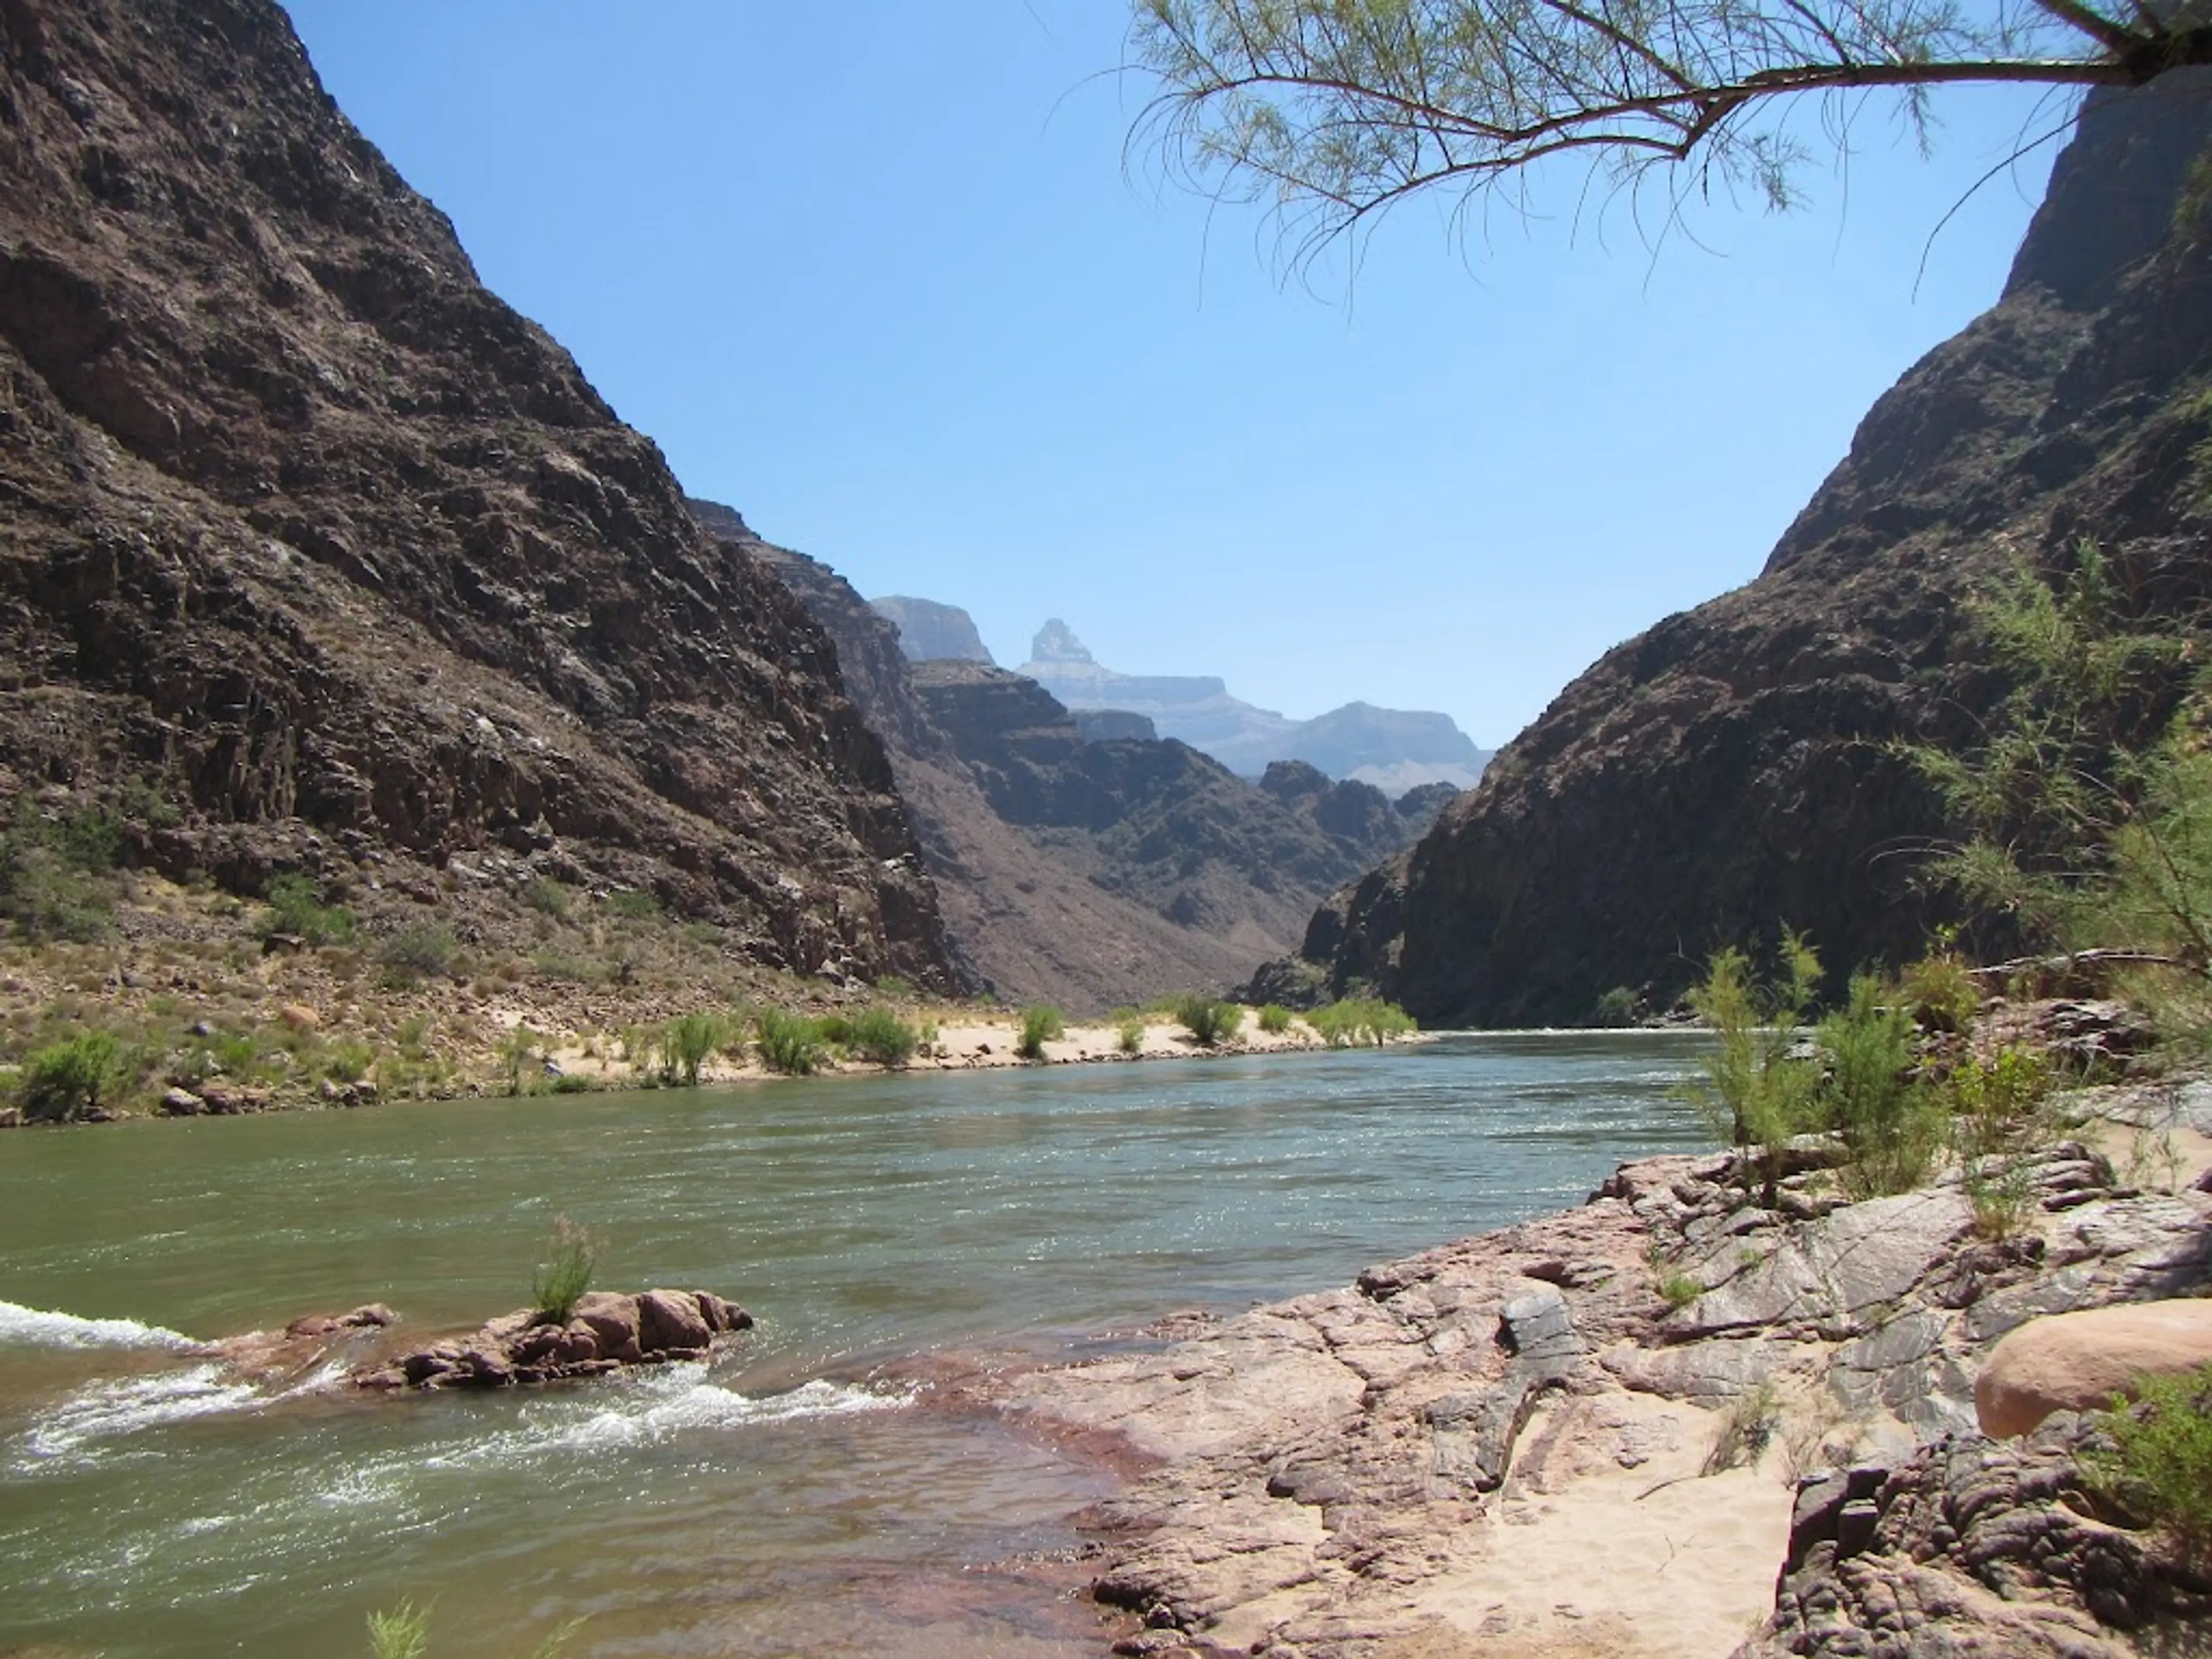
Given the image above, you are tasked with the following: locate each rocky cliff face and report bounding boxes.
[0,0,954,987]
[869,594,995,665]
[1279,73,2212,1025]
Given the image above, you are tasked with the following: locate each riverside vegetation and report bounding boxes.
[0,819,1422,1123]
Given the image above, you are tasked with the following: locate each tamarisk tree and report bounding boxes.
[1127,0,2212,261]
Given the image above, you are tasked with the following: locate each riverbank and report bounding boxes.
[0,870,1418,1123]
[966,1078,2212,1658]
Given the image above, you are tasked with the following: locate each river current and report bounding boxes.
[0,1031,1714,1657]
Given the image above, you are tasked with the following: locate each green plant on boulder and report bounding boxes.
[1815,973,1943,1199]
[530,1216,597,1322]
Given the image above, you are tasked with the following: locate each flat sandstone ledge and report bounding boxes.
[974,1101,2211,1658]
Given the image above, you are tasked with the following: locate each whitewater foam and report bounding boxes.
[14,1365,263,1468]
[0,1298,196,1353]
[426,1370,903,1471]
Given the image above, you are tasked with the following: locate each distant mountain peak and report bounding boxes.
[1031,619,1094,665]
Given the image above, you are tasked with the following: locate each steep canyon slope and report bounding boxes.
[0,0,953,987]
[1274,73,2212,1025]
[690,502,1445,1007]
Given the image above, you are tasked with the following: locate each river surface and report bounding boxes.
[0,1032,1714,1658]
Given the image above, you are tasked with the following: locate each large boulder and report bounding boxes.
[1976,1300,2212,1437]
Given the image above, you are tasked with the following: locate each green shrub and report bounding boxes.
[523,877,571,919]
[2087,1362,2212,1560]
[1117,1014,1145,1054]
[323,1040,376,1085]
[1173,995,1244,1046]
[606,888,660,921]
[18,1030,130,1122]
[380,925,458,982]
[755,1008,824,1076]
[262,873,355,946]
[530,1217,597,1322]
[1899,948,1980,1033]
[1679,933,1823,1209]
[1656,1270,1701,1310]
[496,1024,544,1097]
[1946,1046,2052,1156]
[1816,973,1943,1198]
[1256,1003,1294,1035]
[1309,997,1419,1048]
[1961,1152,2037,1240]
[661,1012,727,1087]
[0,800,124,941]
[1016,1005,1065,1060]
[841,1005,919,1067]
[1701,1380,1782,1475]
[1592,986,1641,1027]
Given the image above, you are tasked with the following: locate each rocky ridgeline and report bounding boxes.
[354,1289,751,1391]
[986,1082,2212,1657]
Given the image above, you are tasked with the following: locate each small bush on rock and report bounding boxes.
[380,925,458,983]
[1680,933,1822,1210]
[530,1217,597,1322]
[1817,973,1944,1199]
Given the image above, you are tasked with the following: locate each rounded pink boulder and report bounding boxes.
[1976,1300,2212,1438]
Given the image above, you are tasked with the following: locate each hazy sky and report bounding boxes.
[280,2,2070,748]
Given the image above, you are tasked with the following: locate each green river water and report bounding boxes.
[0,1032,1714,1657]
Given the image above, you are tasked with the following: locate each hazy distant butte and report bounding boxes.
[879,612,1486,790]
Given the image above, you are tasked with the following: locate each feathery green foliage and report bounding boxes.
[365,1601,431,1659]
[755,1008,824,1076]
[1815,974,1942,1198]
[18,1030,131,1122]
[531,1217,597,1322]
[1256,1003,1294,1035]
[1309,997,1418,1048]
[2087,1362,2212,1560]
[1016,1005,1065,1060]
[1679,931,1821,1208]
[1173,995,1244,1046]
[839,1006,919,1067]
[662,1012,728,1086]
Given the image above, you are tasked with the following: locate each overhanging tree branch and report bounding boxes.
[1128,0,2212,268]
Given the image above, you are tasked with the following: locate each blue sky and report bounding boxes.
[280,2,2071,749]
